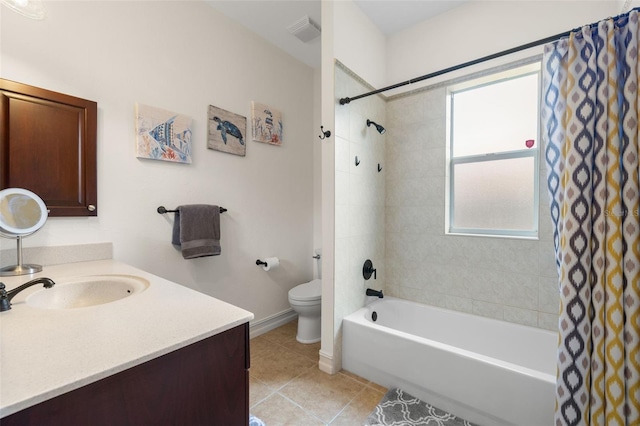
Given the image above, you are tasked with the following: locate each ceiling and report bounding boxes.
[206,1,466,69]
[355,0,466,34]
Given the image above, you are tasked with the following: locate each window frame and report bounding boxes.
[445,64,541,239]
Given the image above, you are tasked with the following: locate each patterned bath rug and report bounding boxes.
[249,414,265,426]
[365,388,477,426]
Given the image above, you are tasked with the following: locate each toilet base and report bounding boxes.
[296,315,321,344]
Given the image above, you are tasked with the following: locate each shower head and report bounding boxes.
[366,119,386,135]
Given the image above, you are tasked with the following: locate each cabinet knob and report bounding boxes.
[88,205,96,212]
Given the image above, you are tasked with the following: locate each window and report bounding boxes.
[446,64,540,238]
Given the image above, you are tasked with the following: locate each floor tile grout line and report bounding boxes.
[255,324,321,351]
[250,359,318,401]
[325,382,370,425]
[253,322,383,424]
[252,334,320,363]
[275,390,332,425]
[272,362,366,424]
[282,367,373,425]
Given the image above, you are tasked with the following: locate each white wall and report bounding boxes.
[313,68,323,267]
[320,0,337,374]
[333,0,387,90]
[0,1,316,323]
[386,1,623,94]
[320,0,385,373]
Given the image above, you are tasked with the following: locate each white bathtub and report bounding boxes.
[342,297,557,426]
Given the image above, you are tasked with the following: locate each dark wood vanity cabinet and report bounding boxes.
[0,79,97,217]
[2,323,250,426]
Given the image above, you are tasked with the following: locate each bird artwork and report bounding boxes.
[251,101,283,146]
[207,105,247,156]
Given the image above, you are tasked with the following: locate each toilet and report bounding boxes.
[288,250,322,344]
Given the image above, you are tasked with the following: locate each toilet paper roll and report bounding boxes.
[262,257,280,271]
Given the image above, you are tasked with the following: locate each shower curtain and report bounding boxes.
[541,9,640,426]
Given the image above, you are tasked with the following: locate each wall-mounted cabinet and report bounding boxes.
[0,79,97,217]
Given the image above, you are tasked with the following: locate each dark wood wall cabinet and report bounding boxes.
[2,323,250,426]
[0,79,97,217]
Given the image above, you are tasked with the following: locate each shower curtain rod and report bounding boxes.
[339,7,640,105]
[338,31,568,105]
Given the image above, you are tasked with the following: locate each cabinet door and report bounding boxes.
[1,323,250,426]
[0,79,97,217]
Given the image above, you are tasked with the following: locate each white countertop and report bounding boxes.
[0,260,254,418]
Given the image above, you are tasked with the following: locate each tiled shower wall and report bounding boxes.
[333,64,386,344]
[385,86,560,331]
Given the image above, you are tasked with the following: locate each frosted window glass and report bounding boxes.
[452,74,539,157]
[453,157,535,231]
[447,65,540,237]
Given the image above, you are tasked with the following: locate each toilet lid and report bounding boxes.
[289,279,321,302]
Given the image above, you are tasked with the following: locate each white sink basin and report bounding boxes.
[26,275,150,309]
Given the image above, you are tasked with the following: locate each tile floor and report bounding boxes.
[249,320,387,425]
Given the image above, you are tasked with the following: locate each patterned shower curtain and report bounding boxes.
[541,9,640,426]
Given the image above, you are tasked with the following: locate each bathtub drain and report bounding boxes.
[372,311,377,322]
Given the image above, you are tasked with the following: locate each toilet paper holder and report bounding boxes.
[256,258,280,271]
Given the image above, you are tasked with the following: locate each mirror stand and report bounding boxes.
[0,187,48,275]
[0,235,42,276]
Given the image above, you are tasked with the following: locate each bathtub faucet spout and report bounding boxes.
[366,288,383,298]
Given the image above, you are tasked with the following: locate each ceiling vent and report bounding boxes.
[287,15,321,43]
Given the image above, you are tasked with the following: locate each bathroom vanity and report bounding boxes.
[0,260,253,425]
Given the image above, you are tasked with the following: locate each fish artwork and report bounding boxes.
[135,103,193,163]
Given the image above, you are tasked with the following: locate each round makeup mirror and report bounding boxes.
[0,188,48,276]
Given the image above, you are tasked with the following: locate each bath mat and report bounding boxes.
[249,414,265,426]
[365,388,477,426]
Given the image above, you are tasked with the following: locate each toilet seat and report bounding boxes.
[288,279,321,302]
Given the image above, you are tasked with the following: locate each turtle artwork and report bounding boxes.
[213,116,244,145]
[207,105,247,156]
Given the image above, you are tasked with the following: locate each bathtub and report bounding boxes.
[342,297,557,426]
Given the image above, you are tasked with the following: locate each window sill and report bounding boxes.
[446,231,539,241]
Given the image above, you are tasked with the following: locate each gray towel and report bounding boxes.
[171,204,221,259]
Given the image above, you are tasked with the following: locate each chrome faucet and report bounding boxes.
[0,277,55,312]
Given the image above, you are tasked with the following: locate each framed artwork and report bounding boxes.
[251,101,282,146]
[135,103,192,163]
[207,105,246,156]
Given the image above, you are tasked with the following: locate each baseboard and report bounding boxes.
[319,349,340,374]
[249,308,297,339]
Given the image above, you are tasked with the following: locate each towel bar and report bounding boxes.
[157,206,227,214]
